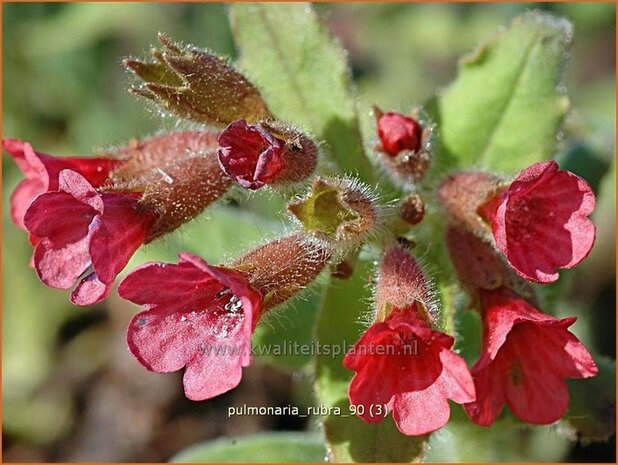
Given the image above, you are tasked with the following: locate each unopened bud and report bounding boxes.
[373,106,432,187]
[125,33,271,126]
[437,171,504,235]
[374,241,438,324]
[232,234,330,309]
[399,193,426,226]
[217,119,318,190]
[330,250,360,280]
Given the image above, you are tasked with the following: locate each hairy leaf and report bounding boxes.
[171,432,326,463]
[433,11,572,174]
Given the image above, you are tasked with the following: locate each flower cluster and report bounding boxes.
[4,32,600,441]
[439,161,598,426]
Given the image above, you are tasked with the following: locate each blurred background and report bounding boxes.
[2,2,615,462]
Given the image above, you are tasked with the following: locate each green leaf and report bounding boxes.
[170,432,326,463]
[314,261,427,462]
[433,11,572,173]
[564,356,616,442]
[130,205,284,267]
[426,413,571,462]
[252,280,326,371]
[229,3,374,184]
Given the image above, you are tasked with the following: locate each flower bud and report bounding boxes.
[373,106,432,187]
[217,119,318,190]
[399,193,426,226]
[437,171,503,235]
[445,225,533,306]
[125,33,271,126]
[232,234,330,309]
[377,111,422,156]
[374,241,438,323]
[287,176,381,251]
[330,250,359,280]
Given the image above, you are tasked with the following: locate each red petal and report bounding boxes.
[121,254,263,400]
[500,325,570,424]
[32,234,92,289]
[23,172,103,289]
[89,194,156,284]
[217,119,284,189]
[127,300,251,400]
[377,112,422,156]
[118,260,219,309]
[391,385,450,435]
[492,161,596,283]
[479,288,556,364]
[467,288,598,426]
[4,138,117,228]
[182,335,246,401]
[464,359,506,427]
[71,272,113,306]
[24,191,98,247]
[436,349,476,404]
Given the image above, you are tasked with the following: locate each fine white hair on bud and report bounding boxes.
[373,239,441,325]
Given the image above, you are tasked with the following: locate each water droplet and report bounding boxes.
[215,288,231,299]
[224,295,243,313]
[180,315,187,322]
[157,168,174,184]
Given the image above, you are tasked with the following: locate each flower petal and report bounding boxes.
[89,194,156,284]
[492,161,596,283]
[391,385,450,435]
[70,272,114,306]
[437,349,476,404]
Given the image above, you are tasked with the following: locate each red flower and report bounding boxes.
[118,253,262,401]
[217,119,285,189]
[344,243,474,436]
[344,308,475,435]
[24,170,158,306]
[480,161,596,283]
[464,287,598,426]
[377,112,422,156]
[3,138,118,229]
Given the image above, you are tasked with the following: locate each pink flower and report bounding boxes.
[481,161,596,283]
[217,119,285,189]
[464,287,598,426]
[118,253,262,401]
[344,244,475,436]
[24,170,158,305]
[3,138,119,229]
[377,112,422,156]
[6,132,236,305]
